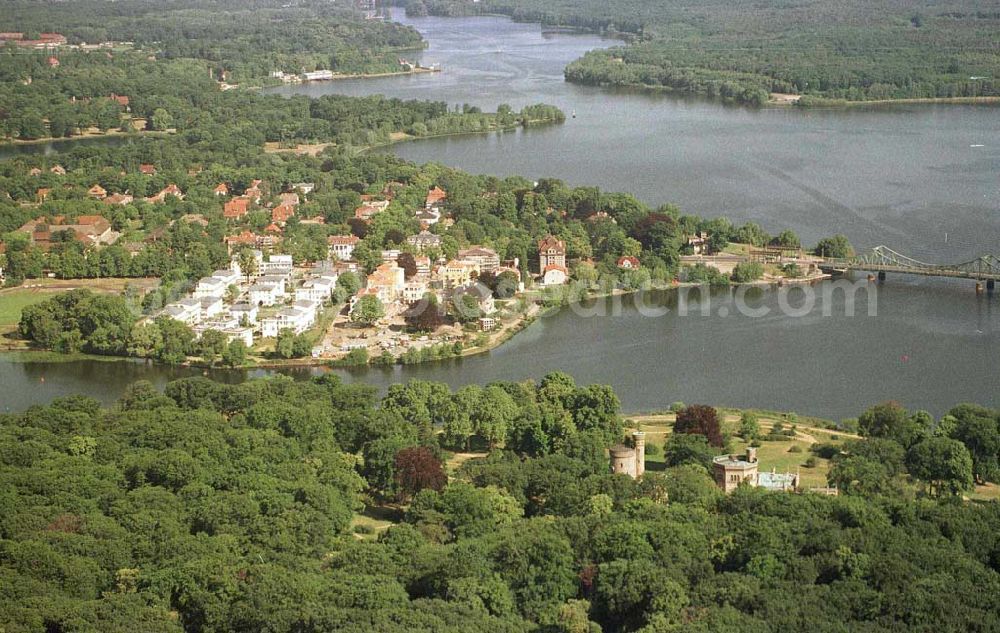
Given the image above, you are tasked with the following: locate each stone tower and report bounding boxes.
[610,432,646,479]
[632,431,645,478]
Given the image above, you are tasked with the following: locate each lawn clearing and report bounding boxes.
[0,277,159,337]
[628,410,845,489]
[349,506,400,540]
[0,290,50,330]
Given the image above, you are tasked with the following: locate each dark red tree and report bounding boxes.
[397,252,418,279]
[394,446,447,500]
[673,404,724,447]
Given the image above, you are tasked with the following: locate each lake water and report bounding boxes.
[271,12,1000,263]
[0,135,128,160]
[2,12,997,418]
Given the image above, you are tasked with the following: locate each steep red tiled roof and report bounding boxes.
[271,204,295,224]
[328,235,360,246]
[538,235,566,253]
[425,186,447,207]
[223,197,250,219]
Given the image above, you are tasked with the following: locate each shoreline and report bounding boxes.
[263,117,564,157]
[359,116,564,153]
[568,79,1000,109]
[773,95,1000,108]
[276,67,441,86]
[0,273,834,370]
[0,129,171,148]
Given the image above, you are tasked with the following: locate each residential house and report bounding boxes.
[162,298,202,325]
[138,164,156,176]
[110,93,130,110]
[146,184,183,204]
[302,70,334,81]
[425,186,447,209]
[687,231,709,255]
[414,255,431,276]
[414,209,441,226]
[103,193,133,206]
[50,165,66,175]
[244,180,264,203]
[260,255,293,274]
[402,279,429,304]
[223,197,251,220]
[538,235,566,272]
[87,184,107,199]
[291,182,315,195]
[454,283,496,316]
[271,204,295,225]
[179,214,209,227]
[407,230,442,252]
[261,300,319,337]
[366,262,405,303]
[229,303,258,326]
[258,274,288,297]
[541,264,568,286]
[194,276,229,299]
[224,230,275,254]
[295,276,337,303]
[440,259,480,289]
[249,283,280,307]
[277,192,300,207]
[328,235,359,261]
[212,268,241,285]
[223,327,254,348]
[458,246,500,274]
[200,296,225,319]
[354,200,390,222]
[16,215,119,250]
[213,183,229,196]
[381,249,401,263]
[617,256,641,269]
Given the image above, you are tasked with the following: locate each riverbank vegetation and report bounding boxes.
[2,374,1000,630]
[412,0,1000,105]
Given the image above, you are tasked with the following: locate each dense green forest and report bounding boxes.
[2,374,999,631]
[407,0,1000,104]
[2,0,425,82]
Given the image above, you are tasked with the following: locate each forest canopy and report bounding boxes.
[411,0,1000,104]
[1,376,1000,632]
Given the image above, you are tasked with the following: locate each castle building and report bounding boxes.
[712,448,760,493]
[609,431,646,479]
[713,447,801,493]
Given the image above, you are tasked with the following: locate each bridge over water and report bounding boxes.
[819,246,1000,291]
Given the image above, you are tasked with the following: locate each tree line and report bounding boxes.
[412,0,1000,105]
[2,374,1000,631]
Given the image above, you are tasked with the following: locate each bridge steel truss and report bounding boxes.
[823,246,1000,282]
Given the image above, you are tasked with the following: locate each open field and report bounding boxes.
[446,451,487,476]
[628,410,846,488]
[349,506,399,541]
[0,278,159,338]
[0,291,50,331]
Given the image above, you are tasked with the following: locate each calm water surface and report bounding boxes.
[2,12,998,417]
[0,135,128,160]
[2,283,997,419]
[271,12,1000,262]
